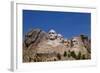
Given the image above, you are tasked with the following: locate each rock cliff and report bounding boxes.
[23,28,91,62]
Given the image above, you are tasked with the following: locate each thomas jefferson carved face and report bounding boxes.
[57,34,64,43]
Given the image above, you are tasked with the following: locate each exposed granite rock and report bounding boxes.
[24,28,48,48]
[23,28,91,62]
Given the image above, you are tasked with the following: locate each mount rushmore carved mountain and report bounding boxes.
[23,28,91,62]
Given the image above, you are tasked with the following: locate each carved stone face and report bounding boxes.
[64,39,71,47]
[72,38,79,46]
[48,29,57,40]
[57,34,64,43]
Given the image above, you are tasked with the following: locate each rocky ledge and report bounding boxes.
[23,28,91,62]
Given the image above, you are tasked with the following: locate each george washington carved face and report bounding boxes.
[48,29,57,40]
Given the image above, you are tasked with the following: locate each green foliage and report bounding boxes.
[57,53,61,60]
[68,54,70,57]
[29,57,32,62]
[80,34,84,39]
[34,59,37,62]
[63,51,67,57]
[82,55,86,59]
[54,58,57,61]
[68,50,71,57]
[76,51,81,60]
[70,51,76,58]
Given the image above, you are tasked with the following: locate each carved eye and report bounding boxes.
[64,41,67,43]
[73,40,76,42]
[52,32,55,34]
[49,32,55,34]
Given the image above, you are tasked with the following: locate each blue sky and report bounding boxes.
[23,10,91,39]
